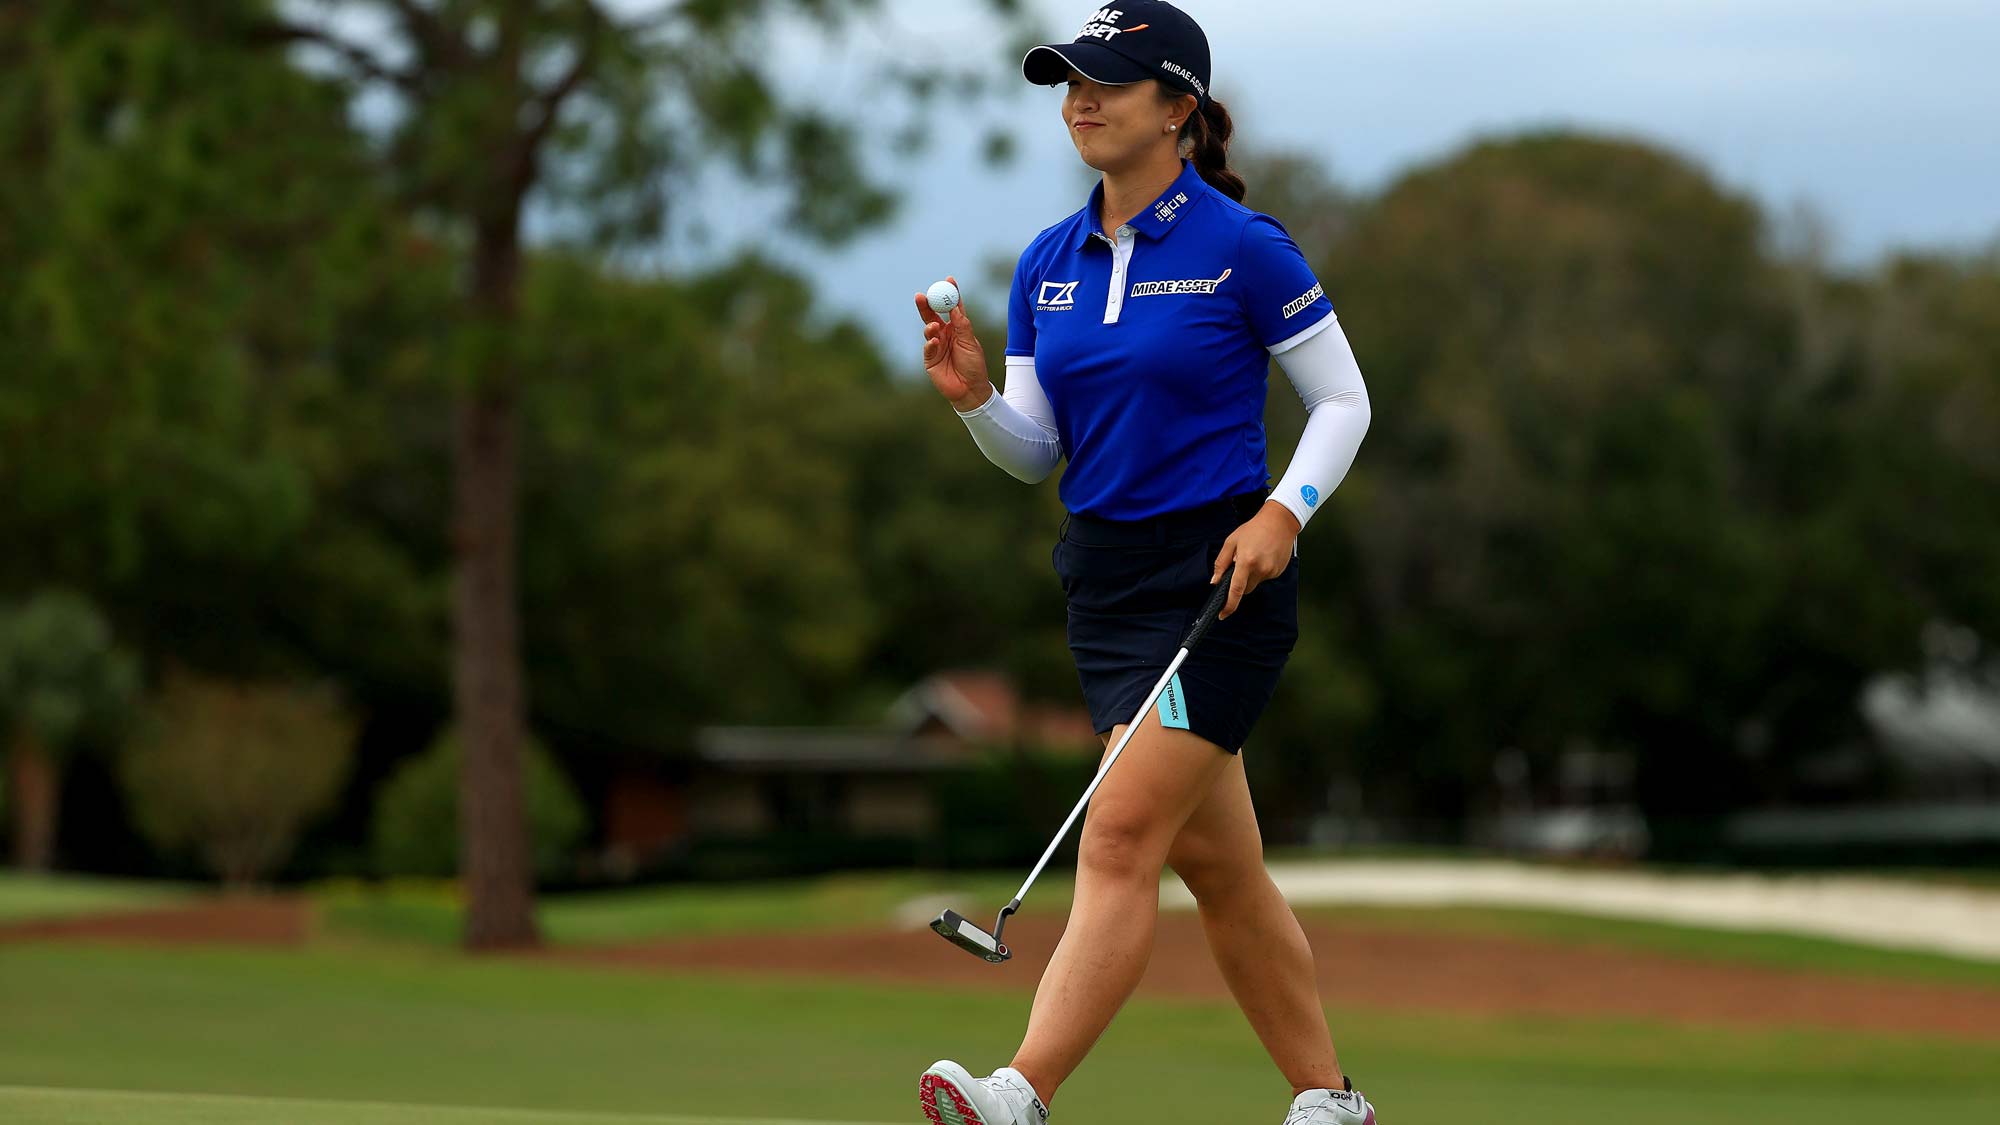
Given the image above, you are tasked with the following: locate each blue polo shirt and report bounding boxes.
[1006,158,1337,521]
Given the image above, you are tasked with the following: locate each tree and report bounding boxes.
[0,592,140,871]
[1307,132,1792,840]
[248,0,1032,946]
[514,252,888,739]
[0,3,437,679]
[1256,131,2000,854]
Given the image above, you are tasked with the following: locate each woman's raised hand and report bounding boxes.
[914,275,993,412]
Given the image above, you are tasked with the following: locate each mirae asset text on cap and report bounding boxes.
[1160,59,1206,99]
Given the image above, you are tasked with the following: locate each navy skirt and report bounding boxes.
[1051,489,1300,755]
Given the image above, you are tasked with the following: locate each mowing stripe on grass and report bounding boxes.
[0,1085,902,1125]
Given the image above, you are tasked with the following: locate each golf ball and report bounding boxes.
[926,280,960,317]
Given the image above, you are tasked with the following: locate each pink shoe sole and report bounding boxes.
[919,1072,987,1125]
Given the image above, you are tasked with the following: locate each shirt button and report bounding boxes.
[1117,225,1133,238]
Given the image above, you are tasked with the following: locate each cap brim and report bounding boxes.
[1022,42,1155,88]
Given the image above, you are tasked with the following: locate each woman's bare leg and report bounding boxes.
[1167,752,1345,1096]
[1005,723,1233,1106]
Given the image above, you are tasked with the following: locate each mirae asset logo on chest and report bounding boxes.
[1130,268,1231,297]
[1038,270,1234,310]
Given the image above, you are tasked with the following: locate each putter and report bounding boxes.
[932,564,1238,963]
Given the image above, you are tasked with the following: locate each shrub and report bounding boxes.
[370,730,586,880]
[119,671,354,885]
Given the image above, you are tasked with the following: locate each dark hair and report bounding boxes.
[1160,87,1245,203]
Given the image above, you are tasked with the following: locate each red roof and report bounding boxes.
[893,670,1095,751]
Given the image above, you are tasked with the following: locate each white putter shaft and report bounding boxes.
[1013,641,1199,904]
[931,566,1237,963]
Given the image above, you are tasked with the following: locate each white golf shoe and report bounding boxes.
[918,1060,1049,1125]
[1284,1077,1378,1124]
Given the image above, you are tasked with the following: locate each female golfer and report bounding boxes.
[910,4,1376,1124]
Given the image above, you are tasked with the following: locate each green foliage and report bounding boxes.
[928,749,1101,869]
[3,2,1997,874]
[0,2,1058,884]
[243,0,1039,939]
[0,4,445,687]
[370,730,586,880]
[515,255,884,739]
[509,251,1075,743]
[0,590,137,869]
[119,671,356,884]
[3,5,377,576]
[0,590,139,760]
[1251,133,2000,851]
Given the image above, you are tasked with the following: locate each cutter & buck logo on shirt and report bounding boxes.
[1037,281,1080,311]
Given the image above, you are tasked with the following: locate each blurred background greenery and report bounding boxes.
[4,1,1994,903]
[1,3,1997,1120]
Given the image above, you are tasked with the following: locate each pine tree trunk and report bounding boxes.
[9,732,60,872]
[455,202,540,950]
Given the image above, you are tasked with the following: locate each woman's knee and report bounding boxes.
[1164,832,1219,896]
[1166,830,1261,906]
[1078,806,1169,881]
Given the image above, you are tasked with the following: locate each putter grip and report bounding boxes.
[1180,564,1235,652]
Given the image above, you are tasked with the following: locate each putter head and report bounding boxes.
[931,909,1010,963]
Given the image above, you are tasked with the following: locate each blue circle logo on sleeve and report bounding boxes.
[1301,485,1320,509]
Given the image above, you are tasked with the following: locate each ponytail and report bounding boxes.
[1180,97,1245,203]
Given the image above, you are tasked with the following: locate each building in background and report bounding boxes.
[595,671,1096,878]
[1723,653,2000,865]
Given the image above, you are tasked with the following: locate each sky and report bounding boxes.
[651,0,2000,363]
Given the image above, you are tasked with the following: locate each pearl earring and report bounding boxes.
[1168,125,1177,132]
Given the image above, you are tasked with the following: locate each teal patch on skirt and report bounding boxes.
[1156,672,1190,730]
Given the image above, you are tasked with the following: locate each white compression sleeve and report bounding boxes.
[955,355,1063,484]
[1269,316,1372,530]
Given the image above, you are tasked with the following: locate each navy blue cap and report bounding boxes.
[1023,2,1211,106]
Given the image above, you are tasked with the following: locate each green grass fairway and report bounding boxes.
[0,1085,896,1125]
[0,873,193,924]
[2,942,1996,1125]
[313,871,2000,993]
[315,872,1076,947]
[543,872,1071,946]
